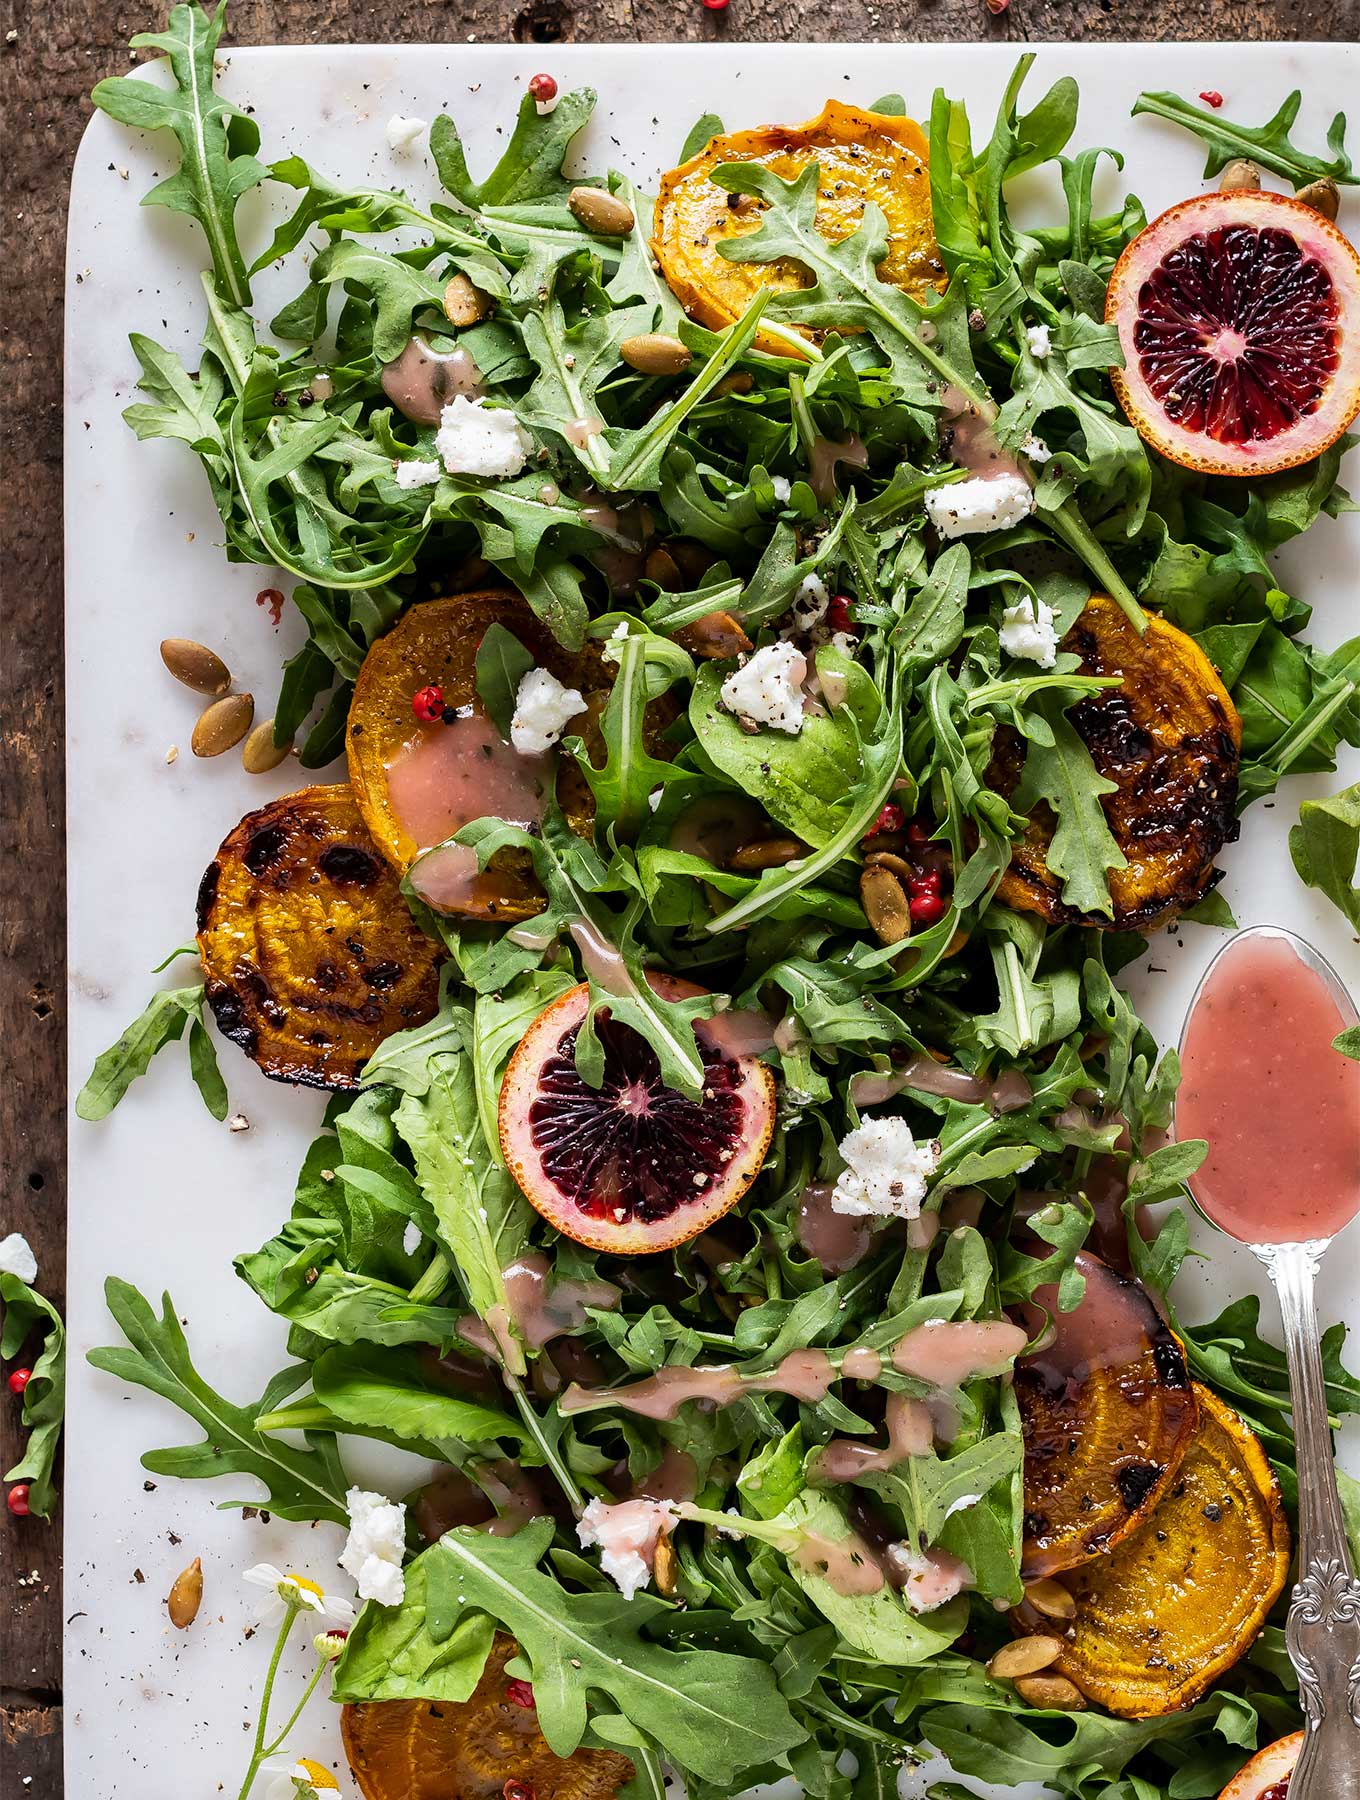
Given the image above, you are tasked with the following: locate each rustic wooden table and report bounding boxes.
[3,0,1357,1792]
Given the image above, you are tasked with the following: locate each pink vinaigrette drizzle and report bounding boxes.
[1176,933,1360,1245]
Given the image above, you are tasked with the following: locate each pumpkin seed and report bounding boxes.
[620,333,693,376]
[242,718,292,774]
[653,1533,679,1597]
[567,185,635,236]
[1024,1577,1078,1621]
[678,609,752,661]
[1296,176,1340,221]
[192,692,254,757]
[860,866,912,944]
[987,1635,1065,1680]
[167,1557,203,1629]
[1218,158,1262,192]
[728,836,804,872]
[442,272,491,327]
[644,546,684,592]
[864,849,916,880]
[714,371,755,397]
[160,637,230,696]
[1013,1671,1086,1711]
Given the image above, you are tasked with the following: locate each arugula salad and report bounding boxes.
[65,6,1360,1798]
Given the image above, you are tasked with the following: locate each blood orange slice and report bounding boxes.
[1216,1732,1301,1800]
[1107,190,1360,476]
[499,976,775,1254]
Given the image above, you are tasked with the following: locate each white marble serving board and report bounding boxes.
[64,37,1359,1800]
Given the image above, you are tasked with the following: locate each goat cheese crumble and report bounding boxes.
[1026,322,1052,360]
[885,1543,972,1613]
[577,1497,677,1600]
[925,473,1035,540]
[770,474,792,503]
[1021,433,1051,464]
[999,595,1059,668]
[0,1232,37,1284]
[435,395,533,480]
[340,1486,407,1607]
[386,115,428,154]
[401,1220,423,1257]
[720,641,808,735]
[393,457,442,490]
[511,666,587,755]
[831,1116,940,1221]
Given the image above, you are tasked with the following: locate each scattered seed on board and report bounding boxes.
[242,718,293,774]
[160,637,230,696]
[1023,1577,1078,1621]
[567,185,635,236]
[1013,1672,1087,1710]
[442,272,490,327]
[192,692,254,757]
[986,1635,1064,1680]
[167,1557,203,1629]
[620,333,693,376]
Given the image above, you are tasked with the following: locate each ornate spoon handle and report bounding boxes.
[1260,1239,1360,1797]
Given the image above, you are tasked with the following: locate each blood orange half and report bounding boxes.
[1107,190,1360,477]
[1216,1731,1301,1800]
[499,976,776,1255]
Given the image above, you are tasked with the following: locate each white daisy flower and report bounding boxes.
[262,1754,341,1799]
[242,1564,356,1626]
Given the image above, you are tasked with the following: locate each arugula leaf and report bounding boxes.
[1288,781,1360,929]
[1,1276,66,1519]
[76,983,227,1121]
[394,1022,535,1375]
[474,621,535,741]
[88,1279,349,1522]
[679,112,724,162]
[424,1522,808,1784]
[431,86,599,208]
[90,2,268,306]
[310,1344,530,1448]
[333,1558,495,1702]
[1012,694,1127,917]
[1132,88,1357,189]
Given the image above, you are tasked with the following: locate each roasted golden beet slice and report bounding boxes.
[994,595,1242,931]
[1013,1386,1291,1717]
[652,101,942,353]
[196,784,440,1090]
[346,590,605,922]
[1016,1252,1198,1579]
[342,1636,632,1800]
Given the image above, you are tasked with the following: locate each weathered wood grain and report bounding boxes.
[1,0,1355,1792]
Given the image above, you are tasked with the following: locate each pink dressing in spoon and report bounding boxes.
[1176,931,1360,1245]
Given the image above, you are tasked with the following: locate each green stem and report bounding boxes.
[507,1377,586,1516]
[408,1250,452,1306]
[262,1655,331,1759]
[1041,498,1148,633]
[255,1404,339,1433]
[235,1597,301,1800]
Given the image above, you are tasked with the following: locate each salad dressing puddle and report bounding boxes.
[387,714,550,911]
[381,336,484,424]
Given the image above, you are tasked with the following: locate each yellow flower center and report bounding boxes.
[297,1759,339,1791]
[285,1574,326,1602]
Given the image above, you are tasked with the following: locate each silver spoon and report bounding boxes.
[1177,925,1360,1797]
